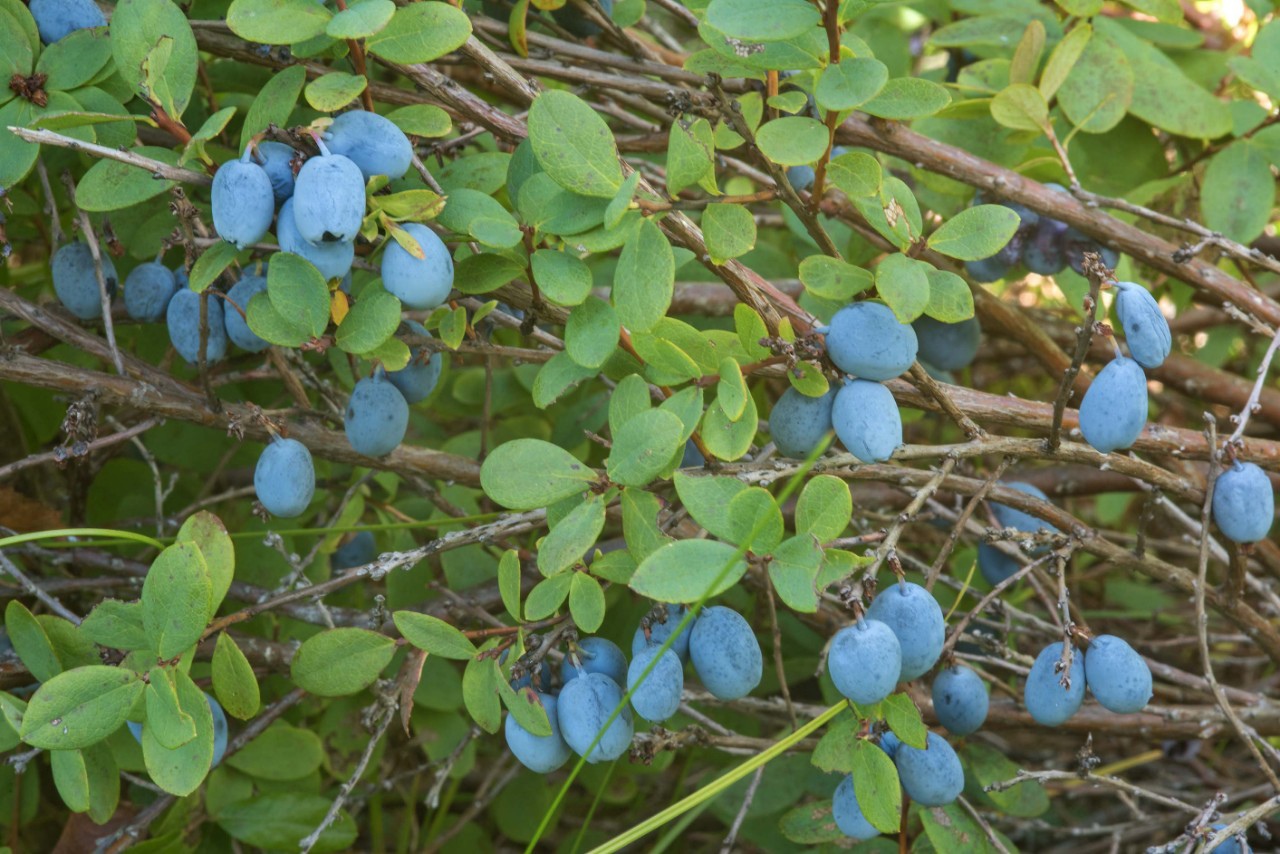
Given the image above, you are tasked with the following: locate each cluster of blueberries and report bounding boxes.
[964,187,1119,284]
[824,580,975,838]
[504,604,763,772]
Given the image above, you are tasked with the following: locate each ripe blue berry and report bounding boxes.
[1024,642,1085,727]
[626,645,683,722]
[1084,635,1151,714]
[344,371,410,457]
[123,262,178,322]
[166,288,228,365]
[212,151,275,250]
[828,619,902,705]
[561,636,628,687]
[832,379,902,463]
[254,437,315,518]
[832,775,881,840]
[30,0,105,44]
[52,242,117,320]
[894,731,964,806]
[381,223,454,310]
[556,672,634,763]
[1211,461,1274,545]
[1078,356,1147,454]
[292,143,365,245]
[865,581,945,681]
[324,110,414,181]
[223,274,270,353]
[931,665,989,735]
[770,386,837,458]
[824,302,918,380]
[331,531,376,571]
[631,603,692,663]
[505,691,572,773]
[912,315,981,372]
[689,606,762,701]
[252,141,298,203]
[385,321,443,404]
[1113,281,1171,369]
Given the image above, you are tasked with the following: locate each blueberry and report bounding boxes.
[680,440,705,468]
[864,581,945,682]
[1024,642,1085,727]
[630,603,692,663]
[1063,227,1119,274]
[251,141,298,203]
[324,111,414,182]
[1078,356,1147,454]
[292,143,366,245]
[500,649,554,692]
[331,531,376,571]
[123,262,177,322]
[52,242,117,320]
[505,691,572,773]
[223,274,270,352]
[380,223,454,310]
[1112,281,1171,369]
[912,315,980,371]
[1002,200,1040,230]
[276,197,356,282]
[828,618,902,705]
[207,693,228,767]
[626,645,683,722]
[877,730,901,760]
[832,379,902,463]
[1207,824,1247,854]
[1211,461,1274,544]
[30,0,105,44]
[174,267,190,289]
[344,370,410,457]
[385,321,443,404]
[166,288,228,365]
[931,665,989,735]
[561,636,628,687]
[823,302,918,380]
[894,731,964,806]
[688,606,762,701]
[1083,634,1151,714]
[253,436,315,518]
[212,151,276,250]
[977,542,1021,586]
[552,0,615,38]
[832,774,882,840]
[1022,218,1069,275]
[991,481,1055,537]
[964,255,1012,283]
[770,385,837,458]
[556,672,634,763]
[787,164,815,192]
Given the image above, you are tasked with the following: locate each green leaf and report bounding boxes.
[796,475,851,542]
[754,117,830,166]
[335,286,402,355]
[788,362,828,397]
[39,618,96,671]
[79,600,148,652]
[74,146,180,212]
[735,304,770,360]
[188,241,243,294]
[0,100,39,189]
[815,58,889,111]
[799,255,873,301]
[1094,18,1230,139]
[725,488,784,552]
[36,27,114,91]
[565,296,620,370]
[327,0,395,38]
[768,535,824,611]
[5,600,61,682]
[1040,23,1092,102]
[875,254,931,323]
[437,188,523,248]
[528,90,623,198]
[851,739,902,834]
[962,741,1050,817]
[227,0,333,45]
[241,64,306,148]
[525,572,572,620]
[462,654,502,733]
[21,666,144,750]
[882,692,927,748]
[386,103,452,139]
[569,573,606,633]
[700,394,758,461]
[1115,0,1182,24]
[226,722,324,780]
[927,205,1021,261]
[480,439,596,510]
[304,72,367,112]
[145,667,197,750]
[827,150,882,198]
[531,249,593,306]
[622,489,670,564]
[0,5,35,78]
[990,83,1049,131]
[112,0,199,117]
[51,749,92,813]
[267,253,331,339]
[924,269,974,323]
[141,542,212,660]
[716,357,748,422]
[532,351,597,408]
[247,291,309,348]
[607,409,684,488]
[393,612,478,660]
[182,106,236,166]
[176,511,234,612]
[630,539,749,603]
[498,683,552,738]
[452,253,523,296]
[705,0,821,42]
[218,793,357,852]
[919,803,1013,852]
[366,1,472,64]
[1202,141,1273,244]
[613,217,674,332]
[667,117,718,197]
[861,77,951,120]
[811,711,860,773]
[778,800,845,845]
[854,176,922,250]
[212,633,260,720]
[702,203,757,263]
[499,550,523,622]
[537,495,606,576]
[290,628,396,697]
[1010,20,1046,86]
[673,471,747,540]
[1057,33,1133,134]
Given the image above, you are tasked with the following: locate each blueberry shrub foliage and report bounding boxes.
[0,0,1278,851]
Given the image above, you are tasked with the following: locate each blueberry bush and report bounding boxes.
[0,0,1278,851]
